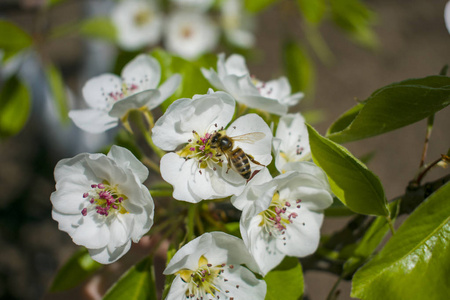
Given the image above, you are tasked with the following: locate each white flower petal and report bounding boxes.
[107,145,149,183]
[151,73,182,107]
[82,74,122,109]
[164,275,188,300]
[200,68,226,90]
[122,54,161,90]
[215,266,267,300]
[70,214,111,249]
[88,240,132,264]
[160,153,202,203]
[239,94,288,115]
[224,54,250,76]
[69,109,118,134]
[108,89,161,118]
[277,210,324,257]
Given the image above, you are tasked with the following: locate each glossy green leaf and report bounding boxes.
[244,0,280,13]
[0,76,31,138]
[103,256,157,300]
[343,200,399,275]
[50,248,102,292]
[327,76,450,143]
[151,49,214,111]
[0,20,32,62]
[329,0,378,48]
[307,124,389,216]
[45,64,70,124]
[282,41,315,95]
[265,257,303,300]
[324,198,355,217]
[80,17,117,42]
[351,182,450,299]
[296,0,326,24]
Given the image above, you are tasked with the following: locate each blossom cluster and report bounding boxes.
[111,0,255,59]
[51,52,333,299]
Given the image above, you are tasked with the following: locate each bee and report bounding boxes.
[209,131,266,180]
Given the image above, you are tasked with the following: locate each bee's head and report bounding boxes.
[210,132,221,147]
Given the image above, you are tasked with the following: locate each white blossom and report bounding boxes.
[221,0,255,49]
[234,162,333,275]
[164,232,266,300]
[111,0,163,51]
[152,90,273,203]
[164,11,219,60]
[273,113,311,172]
[201,53,303,115]
[50,146,154,264]
[69,54,181,133]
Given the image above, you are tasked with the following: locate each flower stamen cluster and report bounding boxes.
[176,129,223,171]
[177,256,235,299]
[259,192,300,238]
[81,182,128,217]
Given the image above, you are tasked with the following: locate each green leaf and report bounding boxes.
[45,64,70,124]
[265,257,303,300]
[151,49,214,111]
[79,17,117,42]
[343,200,399,275]
[103,256,157,300]
[282,41,315,95]
[296,0,326,24]
[307,124,389,216]
[351,182,450,300]
[0,20,32,62]
[0,76,31,138]
[50,248,102,292]
[329,0,378,48]
[327,76,450,143]
[324,197,355,217]
[244,0,280,13]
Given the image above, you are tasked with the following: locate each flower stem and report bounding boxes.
[387,215,396,235]
[135,111,166,158]
[142,156,160,173]
[419,114,434,168]
[326,275,342,300]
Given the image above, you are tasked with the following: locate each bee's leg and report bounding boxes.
[247,169,261,182]
[246,154,265,167]
[225,156,232,174]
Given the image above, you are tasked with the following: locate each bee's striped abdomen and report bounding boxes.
[230,148,251,179]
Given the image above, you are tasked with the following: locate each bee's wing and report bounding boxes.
[231,132,266,144]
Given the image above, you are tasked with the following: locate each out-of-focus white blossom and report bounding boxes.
[111,0,163,50]
[445,1,450,34]
[170,0,215,12]
[221,0,255,49]
[164,11,219,60]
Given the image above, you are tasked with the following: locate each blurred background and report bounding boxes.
[0,0,449,299]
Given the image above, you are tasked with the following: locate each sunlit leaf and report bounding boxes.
[0,20,32,62]
[307,124,389,216]
[352,182,450,299]
[327,76,450,143]
[103,256,157,300]
[0,76,31,138]
[282,41,315,96]
[80,17,117,42]
[265,257,303,300]
[45,63,70,124]
[50,248,102,292]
